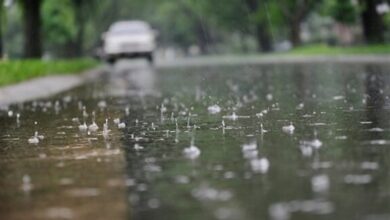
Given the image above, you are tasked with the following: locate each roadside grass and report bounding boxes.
[0,59,98,86]
[286,44,390,55]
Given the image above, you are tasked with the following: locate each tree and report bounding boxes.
[199,0,253,52]
[328,0,358,25]
[140,0,217,54]
[20,0,43,58]
[178,0,215,54]
[0,0,4,58]
[42,0,77,57]
[71,0,84,56]
[244,0,272,52]
[71,0,97,56]
[359,0,385,44]
[279,0,321,47]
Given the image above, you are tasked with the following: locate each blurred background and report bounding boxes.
[0,0,390,60]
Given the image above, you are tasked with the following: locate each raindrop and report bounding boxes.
[208,104,221,114]
[78,122,88,132]
[191,184,233,202]
[103,119,110,139]
[97,100,107,109]
[21,174,33,192]
[299,144,313,157]
[183,144,201,160]
[242,142,257,151]
[344,174,372,184]
[282,122,295,134]
[311,174,329,193]
[256,112,263,118]
[134,144,144,151]
[82,106,88,118]
[118,122,126,129]
[266,93,273,101]
[16,113,20,125]
[250,158,270,174]
[296,103,304,110]
[223,112,238,121]
[368,127,384,132]
[175,175,190,184]
[151,122,155,130]
[88,112,99,132]
[260,123,268,134]
[113,118,120,124]
[28,131,39,144]
[361,161,379,170]
[187,112,192,128]
[269,203,290,220]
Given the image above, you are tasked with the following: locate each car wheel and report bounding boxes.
[107,57,116,65]
[146,53,153,63]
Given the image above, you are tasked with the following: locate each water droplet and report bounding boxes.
[282,122,295,134]
[311,174,329,193]
[183,145,201,159]
[207,104,221,114]
[250,158,270,174]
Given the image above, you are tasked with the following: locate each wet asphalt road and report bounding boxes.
[1,59,390,220]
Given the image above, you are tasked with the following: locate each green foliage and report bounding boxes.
[0,0,385,57]
[287,43,390,55]
[42,1,76,45]
[152,1,198,48]
[0,59,97,86]
[327,0,358,24]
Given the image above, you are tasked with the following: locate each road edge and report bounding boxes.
[156,55,390,68]
[0,66,106,107]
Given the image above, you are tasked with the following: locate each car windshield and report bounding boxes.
[109,22,150,34]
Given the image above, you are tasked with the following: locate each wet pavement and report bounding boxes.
[1,59,390,220]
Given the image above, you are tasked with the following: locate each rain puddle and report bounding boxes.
[1,60,390,220]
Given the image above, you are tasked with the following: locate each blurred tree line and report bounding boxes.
[0,0,389,59]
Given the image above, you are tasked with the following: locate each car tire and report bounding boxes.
[107,57,116,65]
[146,53,153,63]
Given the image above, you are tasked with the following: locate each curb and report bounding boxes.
[0,66,106,107]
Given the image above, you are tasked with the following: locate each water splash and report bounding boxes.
[207,104,221,114]
[282,122,295,134]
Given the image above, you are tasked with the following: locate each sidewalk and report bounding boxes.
[0,67,105,107]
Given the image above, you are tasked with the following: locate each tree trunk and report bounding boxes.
[360,0,384,44]
[73,0,84,57]
[245,0,272,52]
[22,0,43,58]
[180,3,211,54]
[0,0,3,58]
[195,22,209,54]
[256,23,272,52]
[0,15,3,58]
[290,20,302,47]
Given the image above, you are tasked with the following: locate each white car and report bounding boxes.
[102,21,156,63]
